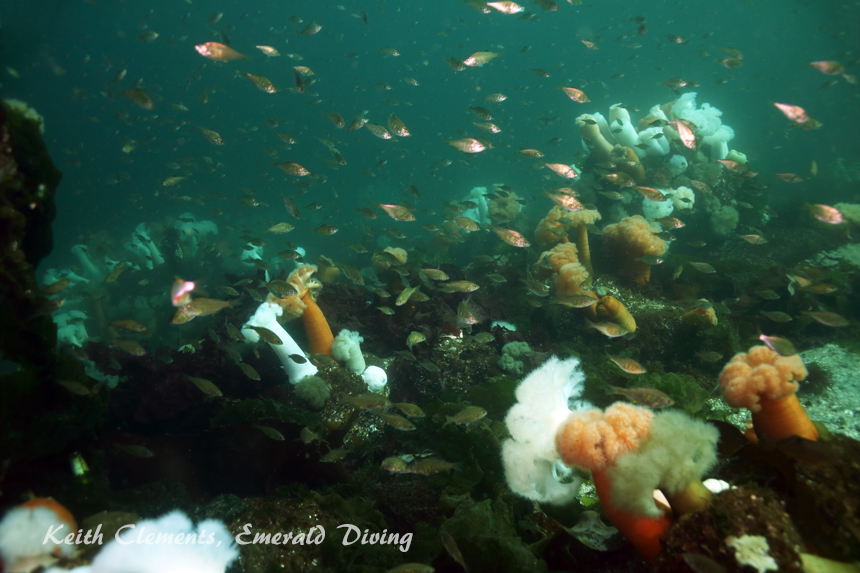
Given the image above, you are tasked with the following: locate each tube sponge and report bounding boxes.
[331,329,366,374]
[502,356,591,504]
[460,187,489,225]
[55,310,89,348]
[608,105,642,150]
[242,302,318,383]
[577,114,614,163]
[637,127,670,156]
[487,185,521,223]
[174,213,218,259]
[125,238,153,270]
[71,244,104,282]
[135,223,164,266]
[58,323,88,347]
[609,411,719,518]
[703,125,735,161]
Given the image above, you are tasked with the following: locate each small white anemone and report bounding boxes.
[361,365,388,393]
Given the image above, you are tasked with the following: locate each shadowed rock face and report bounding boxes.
[0,101,77,476]
[0,102,60,264]
[0,101,61,371]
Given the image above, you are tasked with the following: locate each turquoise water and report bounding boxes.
[2,0,857,264]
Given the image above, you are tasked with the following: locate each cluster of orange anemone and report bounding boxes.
[535,210,667,288]
[538,242,637,333]
[534,206,601,271]
[539,242,591,297]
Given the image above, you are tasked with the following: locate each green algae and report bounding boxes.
[439,493,548,573]
[639,362,712,415]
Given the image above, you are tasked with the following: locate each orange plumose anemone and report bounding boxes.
[538,242,599,319]
[555,403,670,562]
[268,264,316,320]
[563,208,601,277]
[534,206,602,263]
[556,403,654,471]
[602,215,667,285]
[540,242,580,272]
[267,264,334,356]
[535,206,568,246]
[719,345,817,442]
[595,295,636,333]
[556,263,591,297]
[504,357,720,563]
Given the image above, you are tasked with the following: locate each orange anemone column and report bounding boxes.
[592,469,672,563]
[300,292,334,356]
[752,394,818,442]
